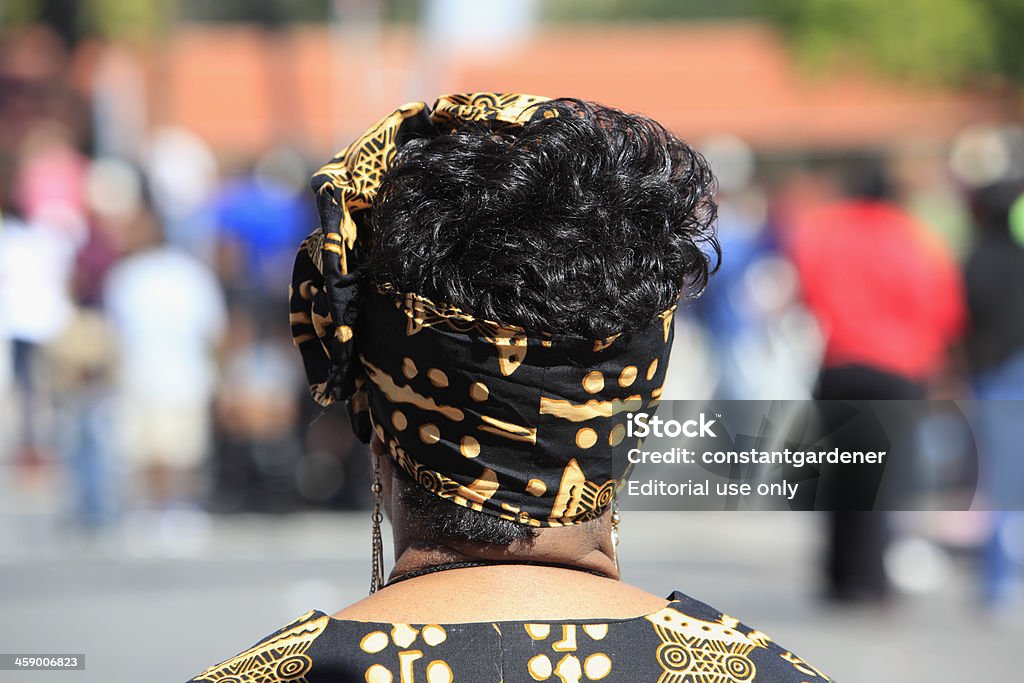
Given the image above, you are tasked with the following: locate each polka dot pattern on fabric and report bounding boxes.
[576,427,598,449]
[469,382,489,402]
[647,359,658,381]
[402,358,418,380]
[460,436,480,458]
[609,424,626,446]
[420,423,441,445]
[583,371,604,394]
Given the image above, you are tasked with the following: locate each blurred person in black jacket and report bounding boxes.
[964,180,1024,609]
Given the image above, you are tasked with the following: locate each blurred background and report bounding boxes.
[1,1,1023,681]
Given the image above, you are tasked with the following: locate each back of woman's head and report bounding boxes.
[366,98,719,338]
[362,99,719,546]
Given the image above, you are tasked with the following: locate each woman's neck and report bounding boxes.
[388,516,620,584]
[388,538,620,585]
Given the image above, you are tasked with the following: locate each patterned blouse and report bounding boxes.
[187,590,832,682]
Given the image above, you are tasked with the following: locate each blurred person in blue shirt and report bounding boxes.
[964,180,1024,610]
[211,147,315,322]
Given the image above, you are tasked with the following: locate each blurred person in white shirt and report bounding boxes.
[0,120,86,471]
[103,202,227,512]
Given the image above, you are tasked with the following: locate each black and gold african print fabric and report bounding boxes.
[289,93,676,527]
[187,591,833,683]
[291,93,553,408]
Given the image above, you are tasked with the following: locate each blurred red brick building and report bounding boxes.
[124,21,1009,156]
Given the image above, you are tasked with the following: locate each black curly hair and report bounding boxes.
[366,98,718,338]
[364,98,719,545]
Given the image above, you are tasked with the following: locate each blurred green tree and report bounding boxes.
[3,0,174,45]
[768,0,1024,88]
[541,0,1024,88]
[542,0,767,22]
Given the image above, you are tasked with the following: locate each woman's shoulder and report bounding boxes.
[186,594,833,682]
[654,590,835,682]
[186,610,333,683]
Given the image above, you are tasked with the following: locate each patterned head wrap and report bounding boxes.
[290,93,675,527]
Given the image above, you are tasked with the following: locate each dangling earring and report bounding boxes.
[369,453,385,594]
[610,497,621,575]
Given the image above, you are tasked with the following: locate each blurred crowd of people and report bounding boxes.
[0,29,371,553]
[690,129,1024,612]
[0,125,374,526]
[2,24,1024,611]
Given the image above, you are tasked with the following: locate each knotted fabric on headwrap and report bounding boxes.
[290,93,676,527]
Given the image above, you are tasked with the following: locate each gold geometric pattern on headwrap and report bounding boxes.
[385,431,502,515]
[313,102,426,275]
[547,458,617,527]
[291,93,553,410]
[314,94,551,276]
[538,394,646,422]
[361,285,673,527]
[392,286,533,376]
[432,92,553,133]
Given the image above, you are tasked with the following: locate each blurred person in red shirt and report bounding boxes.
[790,159,966,603]
[791,163,965,387]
